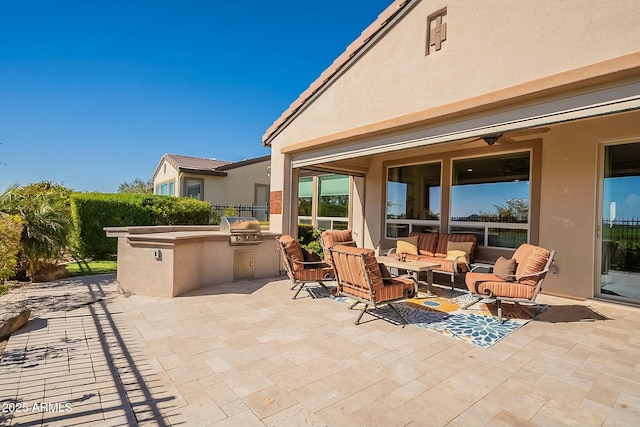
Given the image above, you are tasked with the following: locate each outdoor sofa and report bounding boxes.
[389,232,478,287]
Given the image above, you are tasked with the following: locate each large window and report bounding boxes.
[386,163,441,237]
[185,178,203,200]
[450,152,530,248]
[156,180,175,196]
[298,177,313,218]
[298,174,349,230]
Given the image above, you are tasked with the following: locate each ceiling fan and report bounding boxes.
[460,127,550,146]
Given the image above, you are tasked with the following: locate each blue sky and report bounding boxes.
[604,176,640,220]
[387,181,531,219]
[0,0,392,193]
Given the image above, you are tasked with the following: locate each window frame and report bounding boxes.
[184,177,204,201]
[297,173,350,231]
[155,179,175,196]
[449,149,533,249]
[385,160,443,238]
[382,144,541,253]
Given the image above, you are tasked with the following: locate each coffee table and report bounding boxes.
[376,256,440,297]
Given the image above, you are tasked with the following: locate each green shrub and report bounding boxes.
[141,196,211,225]
[297,224,316,245]
[210,209,221,225]
[223,205,238,217]
[0,182,72,279]
[70,193,211,259]
[70,193,151,258]
[0,213,22,283]
[297,224,324,257]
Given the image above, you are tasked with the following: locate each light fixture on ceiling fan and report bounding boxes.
[460,127,551,146]
[482,133,504,146]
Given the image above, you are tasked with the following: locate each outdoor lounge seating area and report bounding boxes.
[281,231,559,331]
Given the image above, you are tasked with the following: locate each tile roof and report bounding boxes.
[216,155,271,171]
[262,0,412,146]
[153,154,270,180]
[163,154,232,172]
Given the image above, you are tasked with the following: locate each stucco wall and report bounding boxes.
[270,0,640,148]
[539,111,640,298]
[161,159,269,206]
[115,230,281,297]
[214,160,270,205]
[153,160,179,193]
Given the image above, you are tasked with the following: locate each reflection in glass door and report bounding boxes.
[599,141,640,302]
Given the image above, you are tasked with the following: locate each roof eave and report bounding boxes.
[179,168,228,177]
[261,0,413,147]
[217,155,271,171]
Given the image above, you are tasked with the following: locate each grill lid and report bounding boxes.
[220,217,261,233]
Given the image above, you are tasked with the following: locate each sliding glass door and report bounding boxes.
[598,141,640,302]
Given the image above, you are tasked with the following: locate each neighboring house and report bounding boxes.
[263,0,640,305]
[152,154,271,208]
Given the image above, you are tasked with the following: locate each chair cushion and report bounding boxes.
[465,273,537,300]
[279,235,305,272]
[410,232,439,256]
[294,266,334,281]
[331,245,383,292]
[446,249,468,260]
[435,258,468,273]
[397,236,419,255]
[435,234,477,259]
[321,230,355,262]
[332,245,415,302]
[447,241,473,257]
[513,244,551,286]
[493,256,517,281]
[378,277,416,301]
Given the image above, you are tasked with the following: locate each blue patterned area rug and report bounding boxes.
[309,285,539,348]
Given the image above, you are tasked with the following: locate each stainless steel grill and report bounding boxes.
[220,216,263,245]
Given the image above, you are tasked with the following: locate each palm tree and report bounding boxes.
[0,182,72,279]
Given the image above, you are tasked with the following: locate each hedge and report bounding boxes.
[70,193,211,258]
[0,213,22,283]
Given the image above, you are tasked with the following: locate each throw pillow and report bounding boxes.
[447,241,474,257]
[445,249,469,264]
[493,256,517,281]
[378,263,393,283]
[396,236,419,255]
[302,248,321,263]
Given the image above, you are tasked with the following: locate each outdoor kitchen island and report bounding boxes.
[105,218,280,297]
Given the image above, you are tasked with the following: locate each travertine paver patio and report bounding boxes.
[1,273,640,426]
